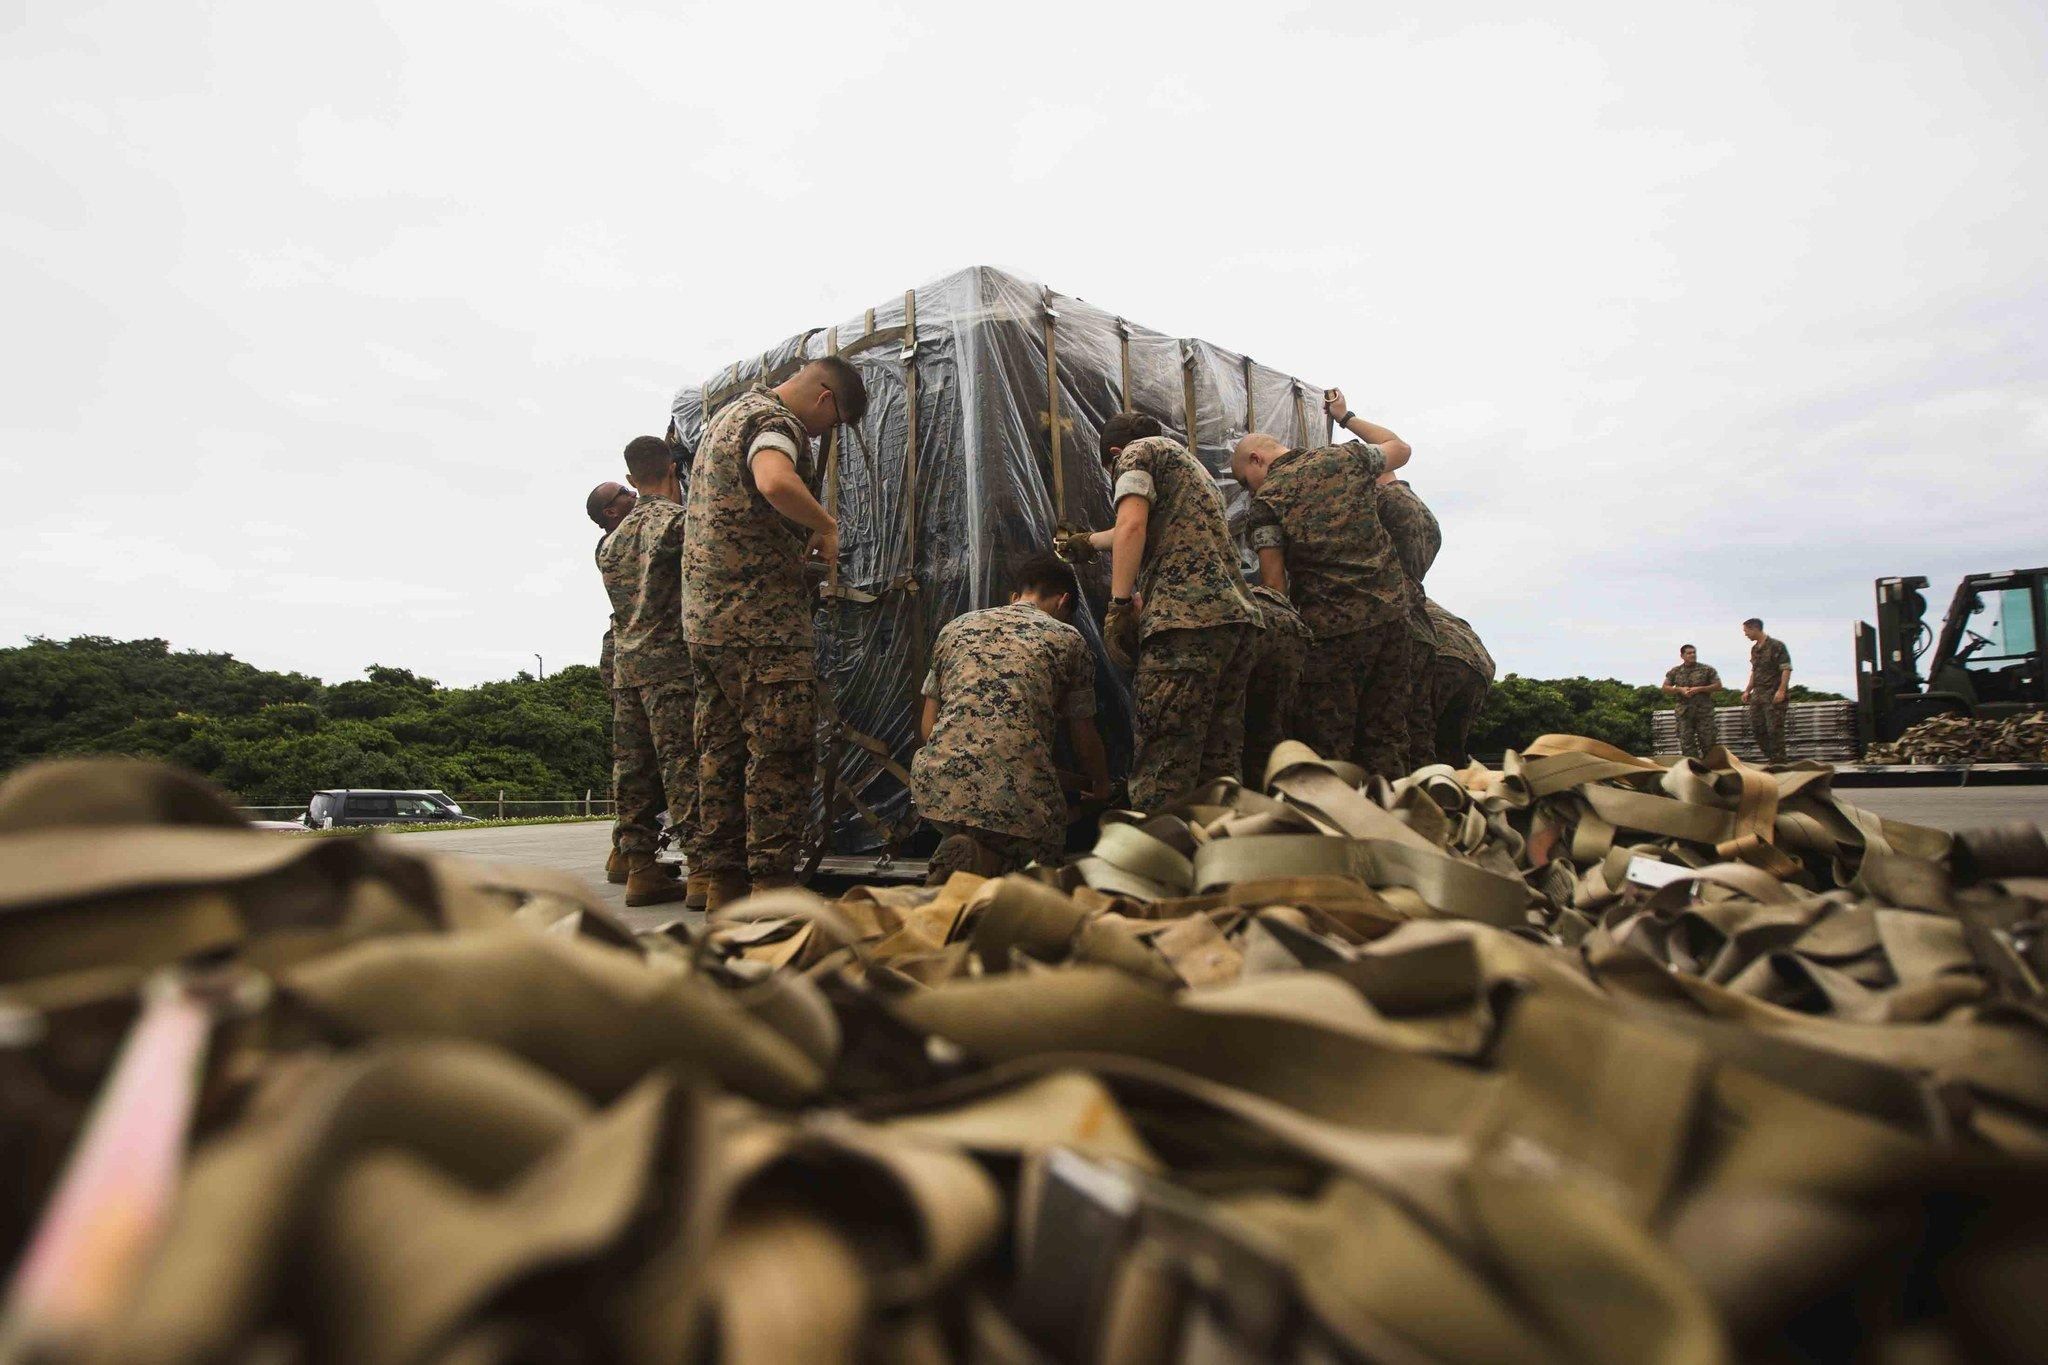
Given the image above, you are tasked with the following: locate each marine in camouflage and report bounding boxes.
[1423,600,1495,769]
[596,497,697,859]
[1110,434,1255,807]
[682,383,816,650]
[1245,441,1406,639]
[1109,435,1255,639]
[1663,660,1723,760]
[912,601,1096,852]
[691,644,816,882]
[1377,480,1444,767]
[1747,635,1794,764]
[1242,585,1309,788]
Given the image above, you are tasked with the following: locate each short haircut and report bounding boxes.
[806,356,868,425]
[585,483,618,527]
[1099,411,1162,461]
[1010,550,1076,601]
[1681,643,1696,653]
[623,435,673,481]
[1743,617,1764,629]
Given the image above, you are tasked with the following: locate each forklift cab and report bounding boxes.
[1928,573,2047,716]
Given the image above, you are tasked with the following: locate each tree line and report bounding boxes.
[0,637,1845,806]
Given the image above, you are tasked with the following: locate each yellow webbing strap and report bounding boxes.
[1043,290,1065,522]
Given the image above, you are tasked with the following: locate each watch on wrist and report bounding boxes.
[1336,410,1356,426]
[1110,595,1132,605]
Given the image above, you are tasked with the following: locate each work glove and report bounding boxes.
[1056,530,1097,563]
[1103,598,1139,670]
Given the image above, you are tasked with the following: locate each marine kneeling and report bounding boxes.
[912,552,1110,885]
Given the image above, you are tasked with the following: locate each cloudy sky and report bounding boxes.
[4,0,2043,697]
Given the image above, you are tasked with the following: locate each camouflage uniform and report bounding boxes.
[1426,599,1495,769]
[1378,479,1443,768]
[1112,435,1257,811]
[912,602,1096,871]
[683,384,819,882]
[1663,660,1723,760]
[1242,585,1309,788]
[1248,441,1413,778]
[1747,636,1794,764]
[597,496,697,861]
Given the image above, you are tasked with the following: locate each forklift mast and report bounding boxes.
[1855,569,2048,749]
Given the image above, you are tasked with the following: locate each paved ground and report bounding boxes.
[394,787,2048,924]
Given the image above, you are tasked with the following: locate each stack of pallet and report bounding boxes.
[1651,699,1858,762]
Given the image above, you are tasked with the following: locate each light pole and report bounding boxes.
[533,654,545,680]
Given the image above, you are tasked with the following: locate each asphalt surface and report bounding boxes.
[393,786,2048,931]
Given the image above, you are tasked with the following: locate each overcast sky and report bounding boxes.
[4,0,2043,697]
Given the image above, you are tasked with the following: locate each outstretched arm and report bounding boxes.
[1324,387,1412,472]
[1109,497,1149,600]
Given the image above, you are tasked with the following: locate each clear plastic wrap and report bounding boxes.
[671,267,1327,853]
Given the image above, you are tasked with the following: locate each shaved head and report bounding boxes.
[586,480,634,530]
[1230,432,1291,491]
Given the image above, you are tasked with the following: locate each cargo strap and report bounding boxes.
[1179,341,1199,456]
[1043,289,1066,522]
[1116,317,1133,407]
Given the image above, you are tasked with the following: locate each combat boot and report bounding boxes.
[926,834,1005,886]
[684,873,712,909]
[605,846,627,885]
[701,873,751,911]
[748,873,801,899]
[623,853,689,908]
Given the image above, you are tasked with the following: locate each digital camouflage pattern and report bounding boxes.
[690,644,817,881]
[1110,435,1254,640]
[1242,585,1309,787]
[1748,635,1793,694]
[912,603,1095,849]
[596,494,691,688]
[1426,599,1495,680]
[683,384,816,649]
[1246,441,1404,638]
[926,822,1063,880]
[1664,660,1723,760]
[598,628,615,690]
[612,677,697,858]
[1130,624,1256,811]
[1298,624,1415,780]
[1375,480,1441,585]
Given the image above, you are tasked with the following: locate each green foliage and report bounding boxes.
[0,637,610,805]
[1469,675,1848,758]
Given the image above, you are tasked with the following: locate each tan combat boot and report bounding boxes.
[701,873,752,911]
[623,852,690,908]
[605,846,628,885]
[748,873,801,899]
[684,873,712,910]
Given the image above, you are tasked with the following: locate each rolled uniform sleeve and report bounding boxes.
[1664,667,1681,688]
[1247,496,1286,553]
[1110,444,1157,505]
[920,667,941,700]
[1704,667,1722,688]
[1774,643,1792,673]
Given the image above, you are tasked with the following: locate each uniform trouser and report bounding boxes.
[1297,622,1414,780]
[1431,660,1491,770]
[1676,704,1718,761]
[1403,629,1439,769]
[612,676,697,859]
[691,644,817,881]
[1130,624,1255,813]
[1242,632,1307,790]
[1748,698,1789,764]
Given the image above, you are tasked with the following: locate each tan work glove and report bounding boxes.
[1056,530,1097,563]
[1103,598,1139,670]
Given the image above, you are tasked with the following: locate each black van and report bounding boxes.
[303,789,480,829]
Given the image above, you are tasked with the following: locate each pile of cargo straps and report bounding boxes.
[1,741,2044,1364]
[1864,709,2048,766]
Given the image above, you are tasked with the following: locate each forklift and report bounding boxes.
[1854,567,2048,748]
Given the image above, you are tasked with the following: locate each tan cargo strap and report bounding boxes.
[1042,288,1065,522]
[1180,340,1199,456]
[1293,379,1312,445]
[1242,354,1255,432]
[1116,317,1133,406]
[822,326,843,597]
